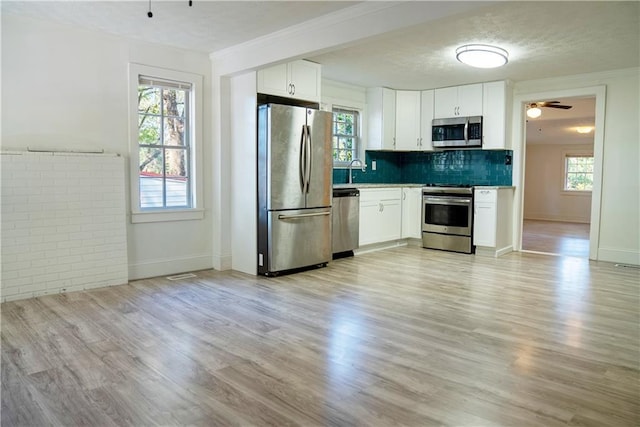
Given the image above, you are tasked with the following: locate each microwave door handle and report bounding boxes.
[464,118,469,143]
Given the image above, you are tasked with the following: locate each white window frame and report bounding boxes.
[322,97,365,168]
[563,151,594,194]
[332,107,361,167]
[128,63,204,223]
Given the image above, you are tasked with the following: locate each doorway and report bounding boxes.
[521,96,595,258]
[512,85,606,261]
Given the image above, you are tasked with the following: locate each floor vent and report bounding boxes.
[167,273,197,281]
[614,263,640,269]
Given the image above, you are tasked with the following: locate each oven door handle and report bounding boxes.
[423,196,472,206]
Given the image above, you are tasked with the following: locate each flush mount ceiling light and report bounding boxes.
[456,44,509,68]
[576,126,594,134]
[526,106,542,119]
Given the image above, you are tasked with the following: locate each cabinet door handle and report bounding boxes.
[393,137,396,148]
[291,83,295,96]
[379,203,384,212]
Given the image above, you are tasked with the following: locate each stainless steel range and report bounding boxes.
[422,185,474,254]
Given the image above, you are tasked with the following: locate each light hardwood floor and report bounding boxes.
[2,246,639,426]
[522,219,591,258]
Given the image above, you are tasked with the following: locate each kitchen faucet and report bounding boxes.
[348,159,366,184]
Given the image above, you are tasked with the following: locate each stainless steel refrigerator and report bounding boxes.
[257,103,333,276]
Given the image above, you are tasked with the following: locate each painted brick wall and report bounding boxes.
[1,152,128,302]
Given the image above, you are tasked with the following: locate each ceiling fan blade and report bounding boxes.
[544,104,573,109]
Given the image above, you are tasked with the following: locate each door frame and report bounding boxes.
[512,85,606,260]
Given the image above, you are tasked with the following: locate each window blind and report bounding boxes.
[139,75,192,90]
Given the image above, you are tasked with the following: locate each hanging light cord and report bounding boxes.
[147,1,193,18]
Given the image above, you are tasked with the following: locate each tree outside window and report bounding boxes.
[137,77,192,209]
[332,108,359,166]
[565,155,594,191]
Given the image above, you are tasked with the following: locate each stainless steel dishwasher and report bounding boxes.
[332,188,360,258]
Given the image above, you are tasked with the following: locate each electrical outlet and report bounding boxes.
[372,160,377,171]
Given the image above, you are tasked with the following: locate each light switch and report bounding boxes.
[372,160,377,171]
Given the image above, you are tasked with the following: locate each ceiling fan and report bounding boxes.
[526,101,572,118]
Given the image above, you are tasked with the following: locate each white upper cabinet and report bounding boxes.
[257,60,321,102]
[395,91,422,150]
[366,87,397,150]
[419,90,434,151]
[367,81,509,151]
[368,88,434,152]
[434,83,483,118]
[482,80,512,150]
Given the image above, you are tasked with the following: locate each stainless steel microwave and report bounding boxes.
[432,116,483,148]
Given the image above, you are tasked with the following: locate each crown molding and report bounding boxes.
[514,67,640,93]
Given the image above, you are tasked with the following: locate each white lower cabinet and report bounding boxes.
[359,188,402,246]
[473,187,514,256]
[401,187,422,239]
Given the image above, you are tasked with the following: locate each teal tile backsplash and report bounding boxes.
[333,149,512,186]
[333,151,402,184]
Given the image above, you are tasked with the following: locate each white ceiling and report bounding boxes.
[2,1,635,144]
[309,1,640,90]
[525,97,596,145]
[3,1,637,90]
[0,1,360,54]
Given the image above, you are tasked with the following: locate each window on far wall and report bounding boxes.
[564,155,594,191]
[332,108,359,166]
[138,76,192,209]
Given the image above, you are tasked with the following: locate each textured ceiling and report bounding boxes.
[1,1,360,53]
[3,1,637,90]
[310,1,640,90]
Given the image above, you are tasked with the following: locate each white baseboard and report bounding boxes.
[213,253,233,271]
[496,245,514,257]
[523,215,590,224]
[129,254,213,281]
[475,245,514,258]
[355,239,408,255]
[597,247,640,266]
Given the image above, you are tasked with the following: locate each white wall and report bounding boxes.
[524,143,593,223]
[514,68,640,265]
[2,14,214,279]
[229,72,257,275]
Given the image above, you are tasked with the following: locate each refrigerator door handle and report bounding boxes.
[278,211,331,220]
[304,125,312,194]
[299,124,306,193]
